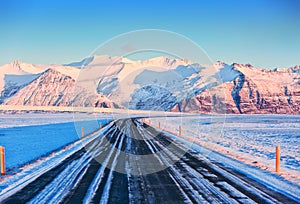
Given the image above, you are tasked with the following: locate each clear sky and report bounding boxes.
[0,0,299,68]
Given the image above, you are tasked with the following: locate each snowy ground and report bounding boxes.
[149,114,300,184]
[0,112,112,128]
[0,113,112,170]
[1,118,299,203]
[0,113,299,193]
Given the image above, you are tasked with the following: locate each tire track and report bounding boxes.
[1,118,299,204]
[141,122,298,203]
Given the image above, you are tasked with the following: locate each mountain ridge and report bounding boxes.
[0,56,299,114]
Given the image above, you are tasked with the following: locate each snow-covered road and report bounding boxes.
[0,118,299,203]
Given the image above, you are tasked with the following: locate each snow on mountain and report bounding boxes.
[50,64,80,80]
[0,56,299,114]
[3,68,119,108]
[0,61,81,103]
[130,85,178,111]
[0,61,45,102]
[0,73,41,103]
[95,57,246,111]
[0,61,45,74]
[95,56,197,108]
[174,63,300,114]
[63,56,94,68]
[0,61,41,91]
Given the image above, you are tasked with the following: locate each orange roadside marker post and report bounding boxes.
[0,146,5,175]
[158,122,161,129]
[81,127,84,138]
[276,145,280,173]
[179,125,182,136]
[100,122,102,129]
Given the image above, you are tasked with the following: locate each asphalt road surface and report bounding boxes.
[1,119,298,204]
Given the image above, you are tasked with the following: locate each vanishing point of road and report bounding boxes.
[1,119,298,204]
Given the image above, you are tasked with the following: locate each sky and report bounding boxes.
[0,0,299,69]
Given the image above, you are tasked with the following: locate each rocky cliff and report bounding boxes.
[172,63,300,114]
[0,56,299,114]
[3,68,119,108]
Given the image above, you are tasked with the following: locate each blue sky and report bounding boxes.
[0,0,299,68]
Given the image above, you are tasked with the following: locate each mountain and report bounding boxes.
[0,56,299,114]
[0,61,80,101]
[3,68,119,108]
[169,63,300,114]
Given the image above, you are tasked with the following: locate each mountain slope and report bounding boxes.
[3,69,119,108]
[0,61,80,102]
[0,73,41,103]
[1,56,299,114]
[172,63,300,114]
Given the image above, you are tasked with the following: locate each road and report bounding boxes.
[1,118,298,203]
[0,105,180,116]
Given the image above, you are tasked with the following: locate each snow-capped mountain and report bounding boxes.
[0,56,299,114]
[3,68,119,108]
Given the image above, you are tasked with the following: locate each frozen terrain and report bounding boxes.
[150,114,300,184]
[0,113,110,128]
[0,118,299,203]
[0,113,111,169]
